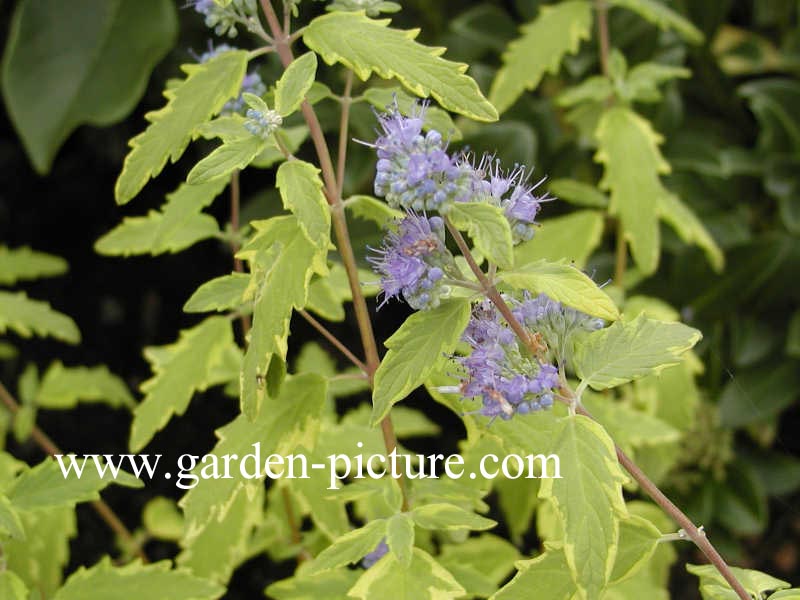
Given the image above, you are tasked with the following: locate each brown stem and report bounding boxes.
[281,486,311,562]
[447,219,749,600]
[596,0,611,77]
[258,0,408,509]
[613,219,626,286]
[0,381,148,563]
[336,71,354,200]
[298,309,368,373]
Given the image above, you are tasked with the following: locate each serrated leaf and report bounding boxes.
[36,361,134,409]
[574,314,702,392]
[0,291,80,344]
[386,512,415,566]
[489,1,593,114]
[492,544,576,600]
[687,564,790,600]
[0,492,25,539]
[5,506,74,596]
[658,192,724,272]
[0,246,67,285]
[609,0,703,44]
[348,547,466,600]
[2,0,177,173]
[187,135,266,184]
[411,503,496,532]
[372,298,471,425]
[557,76,615,107]
[363,86,462,140]
[53,557,224,600]
[239,216,326,419]
[548,179,609,208]
[130,316,234,452]
[115,50,248,204]
[620,62,690,103]
[609,515,662,584]
[275,52,317,117]
[276,160,331,253]
[594,106,669,275]
[303,11,496,122]
[178,375,325,549]
[183,272,250,313]
[538,416,627,598]
[440,534,520,594]
[96,179,226,256]
[345,194,403,228]
[499,260,619,321]
[266,570,361,600]
[514,210,604,269]
[7,457,142,511]
[447,202,513,269]
[307,519,387,575]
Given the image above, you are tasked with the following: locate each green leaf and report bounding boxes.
[142,497,183,541]
[620,62,691,103]
[239,216,326,419]
[595,106,670,275]
[446,202,513,269]
[53,557,224,600]
[183,272,250,313]
[514,210,604,269]
[557,76,615,107]
[538,416,627,598]
[363,86,462,140]
[306,519,387,575]
[439,534,520,594]
[7,457,142,511]
[187,135,266,184]
[0,291,80,344]
[179,374,327,543]
[574,314,702,392]
[499,260,619,321]
[547,179,608,208]
[718,363,800,428]
[275,52,318,117]
[610,515,662,584]
[96,179,226,256]
[2,0,177,173]
[303,11,497,122]
[0,246,67,285]
[687,564,790,600]
[372,298,471,424]
[36,361,134,409]
[411,503,496,532]
[5,506,75,595]
[251,124,309,168]
[739,79,800,155]
[348,548,466,600]
[345,194,403,228]
[658,193,724,272]
[0,492,25,539]
[386,512,415,567]
[130,316,234,452]
[492,544,576,600]
[276,160,331,253]
[266,570,361,600]
[0,571,28,600]
[115,50,248,204]
[489,1,593,114]
[609,0,704,44]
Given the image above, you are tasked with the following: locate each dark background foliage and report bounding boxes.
[1,1,799,597]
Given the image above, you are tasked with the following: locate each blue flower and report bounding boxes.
[362,538,389,568]
[456,300,562,420]
[191,0,257,38]
[368,212,453,310]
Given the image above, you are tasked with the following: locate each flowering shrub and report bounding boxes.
[1,1,799,599]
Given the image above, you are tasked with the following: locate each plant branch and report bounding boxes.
[230,170,252,337]
[298,309,369,373]
[445,217,749,600]
[336,71,354,200]
[0,380,148,563]
[258,0,408,510]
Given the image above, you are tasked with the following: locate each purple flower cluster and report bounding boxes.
[362,538,389,568]
[368,213,453,310]
[196,44,266,115]
[457,300,560,420]
[373,104,475,212]
[371,103,549,242]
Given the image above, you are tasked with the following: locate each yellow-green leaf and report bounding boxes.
[0,291,80,344]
